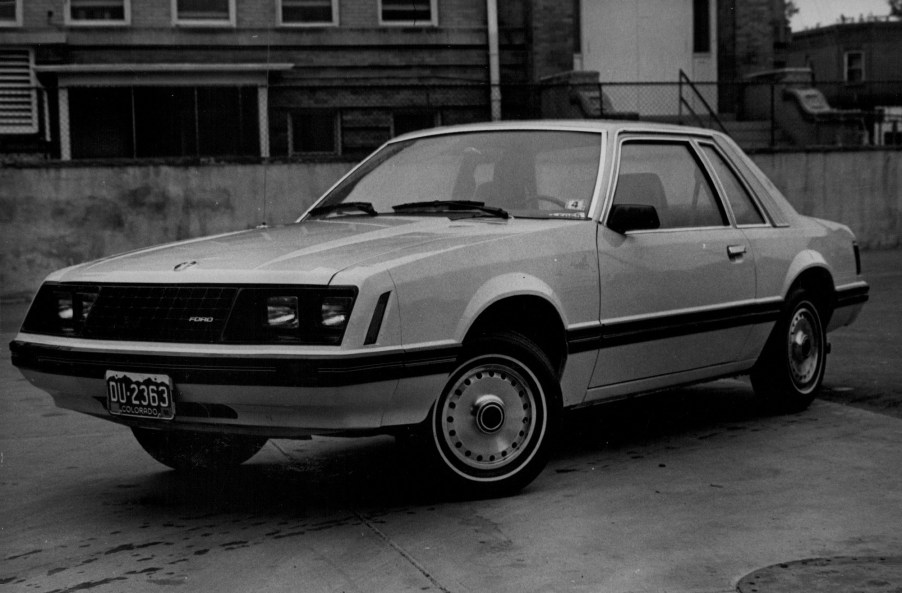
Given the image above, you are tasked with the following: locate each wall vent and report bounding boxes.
[0,49,39,134]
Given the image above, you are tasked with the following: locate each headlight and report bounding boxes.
[224,287,358,345]
[56,293,74,321]
[23,285,99,336]
[266,296,300,329]
[321,297,353,329]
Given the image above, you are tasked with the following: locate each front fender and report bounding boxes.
[454,273,566,343]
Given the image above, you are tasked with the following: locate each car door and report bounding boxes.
[586,137,757,397]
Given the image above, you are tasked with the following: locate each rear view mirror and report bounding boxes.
[607,204,661,234]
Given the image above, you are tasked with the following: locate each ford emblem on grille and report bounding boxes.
[188,316,215,323]
[174,260,198,272]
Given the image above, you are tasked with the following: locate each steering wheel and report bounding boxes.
[533,195,566,208]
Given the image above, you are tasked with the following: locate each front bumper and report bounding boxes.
[10,336,460,438]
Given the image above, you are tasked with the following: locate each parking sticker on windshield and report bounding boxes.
[565,199,585,210]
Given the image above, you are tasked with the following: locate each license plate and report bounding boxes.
[106,371,175,421]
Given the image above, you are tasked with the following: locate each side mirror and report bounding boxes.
[607,203,660,234]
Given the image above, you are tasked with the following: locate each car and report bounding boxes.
[10,121,869,496]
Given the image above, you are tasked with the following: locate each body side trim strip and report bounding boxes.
[567,299,783,354]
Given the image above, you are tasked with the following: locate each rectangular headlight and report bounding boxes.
[266,296,299,329]
[55,292,74,321]
[223,287,357,345]
[22,284,100,337]
[76,291,98,322]
[321,296,354,329]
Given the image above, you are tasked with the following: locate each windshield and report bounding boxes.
[306,130,602,220]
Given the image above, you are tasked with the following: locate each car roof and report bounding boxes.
[391,119,723,143]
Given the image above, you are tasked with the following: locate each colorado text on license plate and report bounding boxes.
[106,371,175,420]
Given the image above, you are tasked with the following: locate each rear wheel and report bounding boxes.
[751,289,827,413]
[132,427,267,471]
[431,331,560,497]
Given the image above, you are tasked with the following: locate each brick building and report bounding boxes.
[787,20,902,104]
[0,0,787,161]
[1,0,583,161]
[717,0,790,113]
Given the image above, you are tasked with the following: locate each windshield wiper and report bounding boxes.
[307,201,378,218]
[391,200,509,219]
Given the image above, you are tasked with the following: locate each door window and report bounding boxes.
[613,142,726,229]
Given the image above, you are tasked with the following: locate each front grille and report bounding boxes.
[85,285,238,343]
[23,282,356,345]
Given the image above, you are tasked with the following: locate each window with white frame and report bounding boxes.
[844,51,864,83]
[68,0,130,25]
[379,0,436,26]
[279,0,337,26]
[173,0,235,25]
[0,0,21,26]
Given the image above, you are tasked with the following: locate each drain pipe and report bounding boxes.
[486,0,501,120]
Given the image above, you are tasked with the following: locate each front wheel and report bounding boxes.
[431,331,560,497]
[751,289,827,413]
[132,427,267,471]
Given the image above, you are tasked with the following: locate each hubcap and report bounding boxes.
[474,394,506,434]
[787,307,821,389]
[438,360,538,472]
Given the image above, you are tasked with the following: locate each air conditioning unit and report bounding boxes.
[874,106,902,146]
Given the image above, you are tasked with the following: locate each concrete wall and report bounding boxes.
[752,150,901,250]
[0,161,355,299]
[1,150,899,300]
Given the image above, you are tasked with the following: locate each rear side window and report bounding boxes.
[613,142,727,229]
[713,136,791,226]
[701,145,766,226]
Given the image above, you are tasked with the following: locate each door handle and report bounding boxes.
[727,244,747,260]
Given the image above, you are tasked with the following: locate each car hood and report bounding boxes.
[51,217,528,285]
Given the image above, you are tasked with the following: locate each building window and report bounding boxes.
[393,111,438,137]
[67,0,130,25]
[0,0,21,26]
[692,0,710,53]
[844,51,864,83]
[173,0,235,26]
[289,111,338,154]
[68,86,258,159]
[379,0,436,26]
[278,0,338,26]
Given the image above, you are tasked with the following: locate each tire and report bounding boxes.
[430,331,561,497]
[751,289,827,413]
[132,427,267,472]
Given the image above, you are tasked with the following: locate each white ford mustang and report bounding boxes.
[11,121,869,496]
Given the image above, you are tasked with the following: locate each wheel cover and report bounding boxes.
[786,306,822,392]
[436,356,544,479]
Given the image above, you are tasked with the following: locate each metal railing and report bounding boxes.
[678,70,727,134]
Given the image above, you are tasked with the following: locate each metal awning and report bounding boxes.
[34,63,294,87]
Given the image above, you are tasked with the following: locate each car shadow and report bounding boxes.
[556,378,766,456]
[90,379,777,516]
